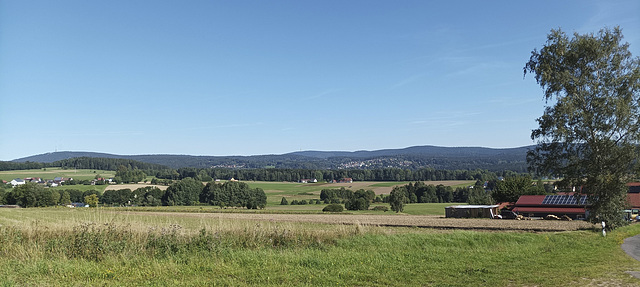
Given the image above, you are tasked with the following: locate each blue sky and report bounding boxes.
[1,0,639,160]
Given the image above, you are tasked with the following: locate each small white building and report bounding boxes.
[10,178,25,187]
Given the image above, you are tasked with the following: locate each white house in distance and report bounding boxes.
[10,178,25,187]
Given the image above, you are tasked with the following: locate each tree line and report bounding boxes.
[0,179,266,209]
[165,167,513,182]
[0,157,170,174]
[386,176,550,212]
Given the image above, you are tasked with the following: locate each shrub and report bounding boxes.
[322,204,344,212]
[371,206,389,212]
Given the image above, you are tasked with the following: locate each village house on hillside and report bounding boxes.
[10,178,25,186]
[4,176,81,188]
[299,178,318,183]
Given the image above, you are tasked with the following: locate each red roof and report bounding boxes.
[628,193,640,208]
[627,182,640,187]
[514,195,546,205]
[512,207,586,214]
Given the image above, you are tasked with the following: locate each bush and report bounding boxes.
[322,204,344,212]
[345,198,369,211]
[371,206,389,212]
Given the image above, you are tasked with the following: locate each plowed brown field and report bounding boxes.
[104,184,168,191]
[119,211,597,231]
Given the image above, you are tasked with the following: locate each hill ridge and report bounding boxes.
[11,145,533,171]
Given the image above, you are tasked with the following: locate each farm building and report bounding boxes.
[512,195,588,219]
[445,205,500,218]
[10,178,25,186]
[627,182,640,209]
[512,183,640,220]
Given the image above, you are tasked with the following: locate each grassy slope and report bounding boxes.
[0,208,639,286]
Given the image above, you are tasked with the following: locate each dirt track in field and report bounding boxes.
[119,211,598,231]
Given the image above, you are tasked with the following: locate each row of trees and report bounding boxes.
[0,157,170,174]
[1,179,267,210]
[0,183,100,207]
[386,176,548,212]
[167,167,508,183]
[387,181,491,213]
[280,198,323,205]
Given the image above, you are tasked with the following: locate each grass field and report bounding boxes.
[52,184,109,194]
[0,207,639,286]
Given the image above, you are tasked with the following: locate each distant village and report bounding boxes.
[4,177,113,187]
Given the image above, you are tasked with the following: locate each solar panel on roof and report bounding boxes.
[542,195,587,205]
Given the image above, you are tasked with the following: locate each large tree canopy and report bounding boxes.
[525,27,640,229]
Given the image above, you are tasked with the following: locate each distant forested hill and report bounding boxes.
[11,145,533,172]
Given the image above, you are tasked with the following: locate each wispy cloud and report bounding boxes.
[187,122,264,131]
[388,73,426,90]
[304,89,342,100]
[444,61,509,78]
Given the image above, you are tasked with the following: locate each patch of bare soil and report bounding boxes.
[104,184,168,191]
[118,212,597,231]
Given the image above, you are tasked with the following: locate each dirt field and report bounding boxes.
[104,184,169,191]
[119,211,598,232]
